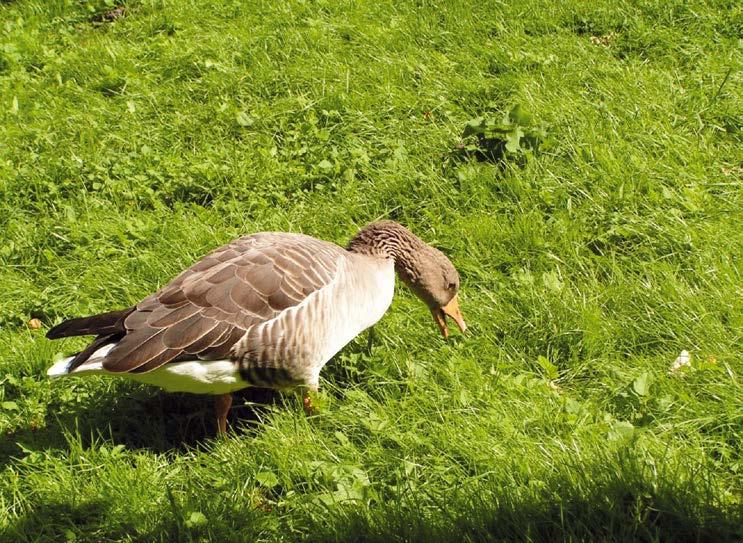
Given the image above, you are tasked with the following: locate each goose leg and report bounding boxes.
[302,393,314,416]
[215,393,232,435]
[302,385,318,416]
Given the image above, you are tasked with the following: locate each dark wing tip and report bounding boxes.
[46,319,76,339]
[45,308,135,340]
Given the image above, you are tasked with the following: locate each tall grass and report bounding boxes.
[1,0,740,540]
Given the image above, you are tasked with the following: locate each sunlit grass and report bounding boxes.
[0,0,741,541]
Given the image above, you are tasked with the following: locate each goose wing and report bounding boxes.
[101,232,342,374]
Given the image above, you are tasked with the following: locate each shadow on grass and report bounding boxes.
[2,500,110,543]
[0,332,375,468]
[299,477,743,543]
[5,475,739,543]
[0,385,282,465]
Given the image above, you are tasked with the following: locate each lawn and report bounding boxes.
[0,0,741,541]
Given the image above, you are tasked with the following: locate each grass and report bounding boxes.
[0,0,741,540]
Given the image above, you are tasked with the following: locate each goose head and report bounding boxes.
[348,220,467,339]
[397,243,467,339]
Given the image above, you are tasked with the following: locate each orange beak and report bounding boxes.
[431,294,467,339]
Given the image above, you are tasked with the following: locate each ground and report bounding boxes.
[0,0,741,541]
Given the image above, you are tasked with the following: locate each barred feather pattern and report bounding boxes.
[97,232,343,387]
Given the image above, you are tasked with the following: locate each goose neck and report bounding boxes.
[346,221,426,282]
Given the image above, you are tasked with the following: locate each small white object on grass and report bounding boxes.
[670,350,691,374]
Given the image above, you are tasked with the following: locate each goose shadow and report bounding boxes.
[1,334,375,464]
[0,384,283,464]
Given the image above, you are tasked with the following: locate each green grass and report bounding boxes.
[1,0,741,540]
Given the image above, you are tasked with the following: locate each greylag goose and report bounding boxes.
[46,221,466,433]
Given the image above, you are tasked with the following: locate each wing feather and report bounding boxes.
[103,327,169,372]
[162,313,212,349]
[184,321,226,354]
[149,303,200,328]
[99,233,342,373]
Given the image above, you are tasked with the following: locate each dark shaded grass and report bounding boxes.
[303,463,742,543]
[5,445,738,543]
[0,385,281,466]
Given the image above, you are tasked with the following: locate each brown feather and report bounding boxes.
[158,286,188,306]
[163,313,214,349]
[124,308,154,331]
[57,233,342,374]
[149,303,199,328]
[268,289,298,311]
[66,334,121,372]
[185,321,226,354]
[128,348,182,374]
[248,265,283,296]
[103,327,169,372]
[282,274,313,297]
[206,276,243,314]
[230,281,271,316]
[203,327,246,359]
[215,248,240,263]
[183,276,214,307]
[205,263,237,285]
[268,252,302,277]
[244,251,271,266]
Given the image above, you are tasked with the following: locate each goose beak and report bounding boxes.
[432,295,467,339]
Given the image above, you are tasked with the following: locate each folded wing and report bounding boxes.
[99,233,342,374]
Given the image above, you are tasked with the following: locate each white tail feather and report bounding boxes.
[47,355,75,378]
[46,343,116,378]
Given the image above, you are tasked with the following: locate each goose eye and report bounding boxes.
[447,282,457,290]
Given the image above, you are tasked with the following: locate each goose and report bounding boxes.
[46,220,467,434]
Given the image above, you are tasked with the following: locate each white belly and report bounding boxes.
[127,359,246,394]
[49,348,247,395]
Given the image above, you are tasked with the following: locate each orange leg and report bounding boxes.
[302,392,314,416]
[215,394,233,435]
[302,385,323,416]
